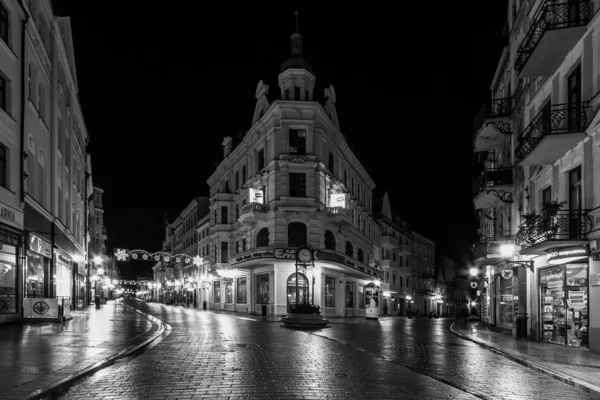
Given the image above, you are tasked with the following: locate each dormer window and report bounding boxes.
[289,129,306,155]
[294,86,301,100]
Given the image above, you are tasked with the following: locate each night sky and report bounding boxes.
[51,2,508,271]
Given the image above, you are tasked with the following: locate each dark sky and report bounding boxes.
[51,2,508,267]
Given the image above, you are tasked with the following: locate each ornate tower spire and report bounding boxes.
[291,10,302,56]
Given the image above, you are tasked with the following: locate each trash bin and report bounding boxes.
[261,305,267,316]
[516,313,528,338]
[203,301,207,310]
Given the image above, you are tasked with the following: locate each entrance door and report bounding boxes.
[568,65,582,131]
[287,273,309,312]
[569,166,582,238]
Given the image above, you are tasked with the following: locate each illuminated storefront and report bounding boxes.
[539,246,589,348]
[25,233,52,298]
[0,203,24,323]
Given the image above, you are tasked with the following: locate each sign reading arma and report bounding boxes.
[546,245,589,265]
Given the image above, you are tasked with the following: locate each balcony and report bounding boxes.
[472,167,514,209]
[515,1,592,77]
[327,207,353,226]
[238,203,267,226]
[381,234,399,249]
[515,102,590,166]
[515,209,593,254]
[472,239,515,268]
[473,97,513,152]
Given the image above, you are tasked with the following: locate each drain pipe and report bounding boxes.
[18,4,29,319]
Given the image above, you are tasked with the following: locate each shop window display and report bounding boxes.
[539,263,588,347]
[26,251,48,298]
[0,244,17,313]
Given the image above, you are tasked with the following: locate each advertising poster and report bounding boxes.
[249,188,264,204]
[329,193,346,208]
[365,287,380,320]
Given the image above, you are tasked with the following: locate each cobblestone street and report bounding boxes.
[54,301,597,400]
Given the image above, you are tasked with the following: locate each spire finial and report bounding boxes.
[294,9,298,31]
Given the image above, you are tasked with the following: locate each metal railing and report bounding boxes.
[515,209,593,248]
[515,102,590,161]
[473,97,513,137]
[472,167,513,197]
[327,207,352,219]
[515,0,592,72]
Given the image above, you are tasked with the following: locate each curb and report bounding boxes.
[22,300,171,400]
[449,322,600,397]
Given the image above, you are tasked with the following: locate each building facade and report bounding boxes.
[472,0,600,353]
[411,231,436,316]
[377,192,413,316]
[198,28,382,317]
[0,1,95,322]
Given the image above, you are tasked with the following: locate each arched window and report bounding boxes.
[256,228,269,247]
[324,230,336,250]
[357,248,364,263]
[345,241,353,257]
[288,222,307,247]
[287,272,309,311]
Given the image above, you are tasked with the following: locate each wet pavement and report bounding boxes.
[56,301,598,400]
[0,301,162,400]
[451,320,600,395]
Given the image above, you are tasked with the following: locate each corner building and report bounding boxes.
[205,28,383,317]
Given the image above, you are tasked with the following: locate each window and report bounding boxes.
[242,165,246,183]
[345,241,353,257]
[27,150,35,195]
[358,285,364,309]
[28,63,34,100]
[324,276,335,307]
[328,151,334,173]
[357,248,364,263]
[294,86,301,100]
[256,228,269,247]
[346,282,354,308]
[385,272,389,283]
[289,129,306,155]
[213,281,221,302]
[221,206,228,224]
[393,274,396,285]
[220,242,228,263]
[289,173,306,197]
[542,186,552,208]
[287,222,307,247]
[324,230,336,250]
[256,274,269,304]
[0,4,8,45]
[400,276,403,287]
[37,83,44,116]
[242,238,246,251]
[257,149,265,171]
[235,170,239,189]
[37,151,45,207]
[237,277,247,303]
[0,75,6,111]
[0,143,7,188]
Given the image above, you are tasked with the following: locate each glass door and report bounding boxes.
[567,65,581,131]
[569,166,582,238]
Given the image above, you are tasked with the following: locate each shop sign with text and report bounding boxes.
[547,245,589,264]
[29,233,52,257]
[0,202,23,229]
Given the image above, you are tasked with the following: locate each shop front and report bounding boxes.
[54,251,73,317]
[539,262,588,348]
[537,245,590,348]
[494,268,519,332]
[25,233,52,298]
[0,224,22,323]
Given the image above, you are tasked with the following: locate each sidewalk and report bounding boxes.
[451,320,600,397]
[0,300,167,400]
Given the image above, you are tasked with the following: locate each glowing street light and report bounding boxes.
[469,267,478,277]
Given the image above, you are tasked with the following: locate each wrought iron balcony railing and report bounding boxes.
[472,167,513,198]
[327,207,352,219]
[515,209,593,249]
[515,102,590,161]
[515,0,592,73]
[473,97,513,138]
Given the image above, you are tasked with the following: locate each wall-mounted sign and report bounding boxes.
[365,287,380,320]
[0,202,23,229]
[249,188,264,204]
[29,233,52,257]
[546,245,589,265]
[501,269,514,280]
[329,193,346,208]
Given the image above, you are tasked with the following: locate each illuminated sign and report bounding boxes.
[29,233,52,257]
[546,245,589,265]
[249,188,264,204]
[329,193,346,208]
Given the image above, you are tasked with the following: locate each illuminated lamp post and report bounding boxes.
[93,256,103,309]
